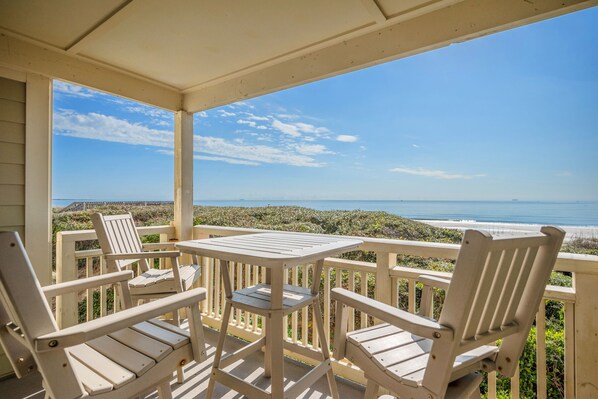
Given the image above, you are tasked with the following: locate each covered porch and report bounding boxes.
[1,0,598,398]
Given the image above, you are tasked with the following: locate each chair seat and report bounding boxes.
[129,264,200,295]
[67,319,191,396]
[345,323,498,388]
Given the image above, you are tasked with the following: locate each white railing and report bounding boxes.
[54,224,598,399]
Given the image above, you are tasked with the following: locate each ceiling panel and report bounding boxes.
[0,0,128,49]
[377,0,459,18]
[79,0,374,89]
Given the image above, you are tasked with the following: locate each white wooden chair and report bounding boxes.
[91,213,201,324]
[0,231,207,399]
[333,226,565,399]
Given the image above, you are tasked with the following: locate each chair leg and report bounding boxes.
[313,299,339,399]
[157,381,173,399]
[363,380,380,399]
[176,366,185,384]
[205,301,233,399]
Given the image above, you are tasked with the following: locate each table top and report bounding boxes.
[176,232,363,268]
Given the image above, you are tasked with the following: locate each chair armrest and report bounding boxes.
[104,250,181,261]
[35,287,207,352]
[418,275,451,290]
[142,242,176,251]
[42,271,134,299]
[331,288,452,340]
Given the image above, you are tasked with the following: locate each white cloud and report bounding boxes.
[234,101,254,109]
[54,109,324,167]
[292,143,334,156]
[197,111,209,118]
[412,144,420,148]
[157,150,259,166]
[271,119,332,138]
[359,146,367,151]
[54,109,174,148]
[389,167,484,180]
[336,135,358,143]
[53,81,98,98]
[272,120,301,137]
[237,119,258,128]
[125,105,172,119]
[218,110,236,117]
[246,115,270,121]
[276,113,300,120]
[196,136,322,167]
[295,123,329,134]
[195,155,259,165]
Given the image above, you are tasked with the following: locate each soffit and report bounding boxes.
[0,0,128,48]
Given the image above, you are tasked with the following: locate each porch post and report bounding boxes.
[25,73,52,285]
[173,111,193,242]
[573,271,598,398]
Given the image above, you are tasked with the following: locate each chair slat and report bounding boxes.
[490,247,527,331]
[87,335,156,377]
[132,321,189,349]
[463,251,501,340]
[109,328,173,362]
[502,246,539,326]
[477,248,516,335]
[70,356,114,395]
[69,344,136,388]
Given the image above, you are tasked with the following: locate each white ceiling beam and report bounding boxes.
[66,0,138,55]
[183,0,597,113]
[0,34,182,111]
[359,0,387,23]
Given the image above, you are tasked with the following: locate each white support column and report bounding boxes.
[25,73,52,285]
[174,111,193,242]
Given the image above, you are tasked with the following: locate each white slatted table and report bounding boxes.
[176,233,362,399]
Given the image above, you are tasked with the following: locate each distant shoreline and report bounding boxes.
[417,220,597,241]
[52,199,598,230]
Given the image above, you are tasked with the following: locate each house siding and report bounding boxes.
[0,77,26,241]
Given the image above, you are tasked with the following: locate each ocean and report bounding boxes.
[52,199,598,227]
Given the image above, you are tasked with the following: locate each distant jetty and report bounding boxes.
[58,201,173,212]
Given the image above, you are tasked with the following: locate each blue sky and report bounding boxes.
[52,7,598,202]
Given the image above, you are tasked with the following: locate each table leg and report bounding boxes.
[266,267,285,396]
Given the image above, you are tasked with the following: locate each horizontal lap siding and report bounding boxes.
[0,77,25,239]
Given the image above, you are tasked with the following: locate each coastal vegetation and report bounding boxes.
[52,204,589,399]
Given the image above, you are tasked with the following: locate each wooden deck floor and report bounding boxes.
[2,326,365,399]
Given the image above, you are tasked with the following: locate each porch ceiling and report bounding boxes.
[0,0,596,112]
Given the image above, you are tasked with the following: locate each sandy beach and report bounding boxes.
[417,220,598,241]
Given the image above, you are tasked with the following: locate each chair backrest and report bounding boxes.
[424,226,565,395]
[91,212,148,272]
[0,231,84,398]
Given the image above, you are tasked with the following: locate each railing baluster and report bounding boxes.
[488,371,497,399]
[360,271,367,329]
[85,257,93,321]
[100,257,107,317]
[292,266,299,342]
[348,270,356,331]
[408,278,416,314]
[236,262,242,326]
[564,301,575,399]
[536,301,547,399]
[511,364,520,399]
[323,265,331,348]
[302,265,309,347]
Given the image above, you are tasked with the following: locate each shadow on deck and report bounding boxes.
[1,326,365,399]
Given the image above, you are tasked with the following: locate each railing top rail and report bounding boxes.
[194,224,598,274]
[57,225,175,242]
